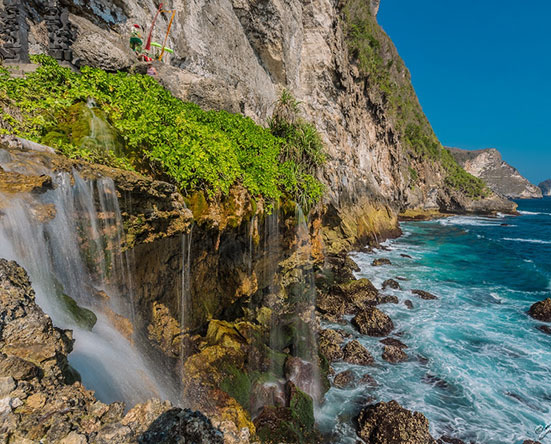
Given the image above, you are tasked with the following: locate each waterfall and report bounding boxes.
[0,161,176,407]
[180,227,193,360]
[293,205,321,405]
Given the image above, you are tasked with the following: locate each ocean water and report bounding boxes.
[319,198,551,444]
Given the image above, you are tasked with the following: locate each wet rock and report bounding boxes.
[522,441,542,444]
[337,278,380,313]
[422,373,450,389]
[352,307,394,337]
[404,300,414,309]
[284,356,318,398]
[412,289,439,300]
[380,338,407,349]
[382,279,400,290]
[400,254,412,259]
[318,329,344,362]
[0,168,54,195]
[254,382,317,444]
[372,258,392,266]
[379,295,399,304]
[359,373,377,386]
[357,400,436,444]
[538,325,551,334]
[343,340,374,366]
[137,408,224,444]
[333,370,355,388]
[382,345,408,364]
[529,298,551,322]
[316,291,346,316]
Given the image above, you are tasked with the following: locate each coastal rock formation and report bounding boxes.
[412,289,438,300]
[449,147,542,199]
[357,400,436,444]
[0,258,223,443]
[539,179,551,196]
[529,298,551,322]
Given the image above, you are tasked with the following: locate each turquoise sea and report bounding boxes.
[319,198,551,443]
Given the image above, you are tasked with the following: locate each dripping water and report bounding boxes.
[0,160,176,407]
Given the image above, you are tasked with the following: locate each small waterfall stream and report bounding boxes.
[0,159,176,407]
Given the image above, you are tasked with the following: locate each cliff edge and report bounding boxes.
[539,179,551,197]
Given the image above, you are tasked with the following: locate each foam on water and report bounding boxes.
[320,199,551,443]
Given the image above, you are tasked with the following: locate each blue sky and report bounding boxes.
[378,0,551,184]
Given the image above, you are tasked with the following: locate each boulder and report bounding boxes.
[352,307,394,337]
[343,340,374,366]
[337,278,380,313]
[372,258,392,266]
[333,370,355,389]
[412,290,438,300]
[382,279,400,290]
[404,300,414,309]
[380,338,407,349]
[538,325,551,335]
[529,298,551,322]
[379,295,399,304]
[357,400,436,444]
[318,329,344,362]
[382,345,408,364]
[359,373,377,386]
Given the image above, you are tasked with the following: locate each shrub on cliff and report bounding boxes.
[0,56,325,209]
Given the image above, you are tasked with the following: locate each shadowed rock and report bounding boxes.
[382,279,400,290]
[357,400,436,444]
[333,370,355,388]
[380,338,407,349]
[404,300,414,309]
[412,289,438,300]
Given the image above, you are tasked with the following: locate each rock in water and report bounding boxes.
[357,400,436,444]
[529,298,551,322]
[333,370,355,388]
[372,258,392,266]
[352,307,394,336]
[382,345,408,364]
[412,289,439,300]
[343,340,374,366]
[382,279,400,290]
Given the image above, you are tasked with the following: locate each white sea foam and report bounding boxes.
[438,216,502,227]
[502,237,551,245]
[519,210,551,216]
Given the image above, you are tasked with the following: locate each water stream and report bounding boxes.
[0,155,176,407]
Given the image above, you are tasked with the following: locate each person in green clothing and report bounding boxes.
[130,24,143,54]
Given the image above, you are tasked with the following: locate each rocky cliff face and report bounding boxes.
[539,179,551,197]
[20,0,515,243]
[449,147,542,199]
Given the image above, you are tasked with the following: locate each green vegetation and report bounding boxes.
[0,56,325,209]
[340,1,489,198]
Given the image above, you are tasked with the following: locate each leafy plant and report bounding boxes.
[0,57,326,209]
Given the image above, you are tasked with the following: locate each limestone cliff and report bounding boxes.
[449,147,542,199]
[539,179,551,197]
[18,0,515,249]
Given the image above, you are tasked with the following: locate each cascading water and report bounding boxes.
[179,226,193,374]
[0,153,176,407]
